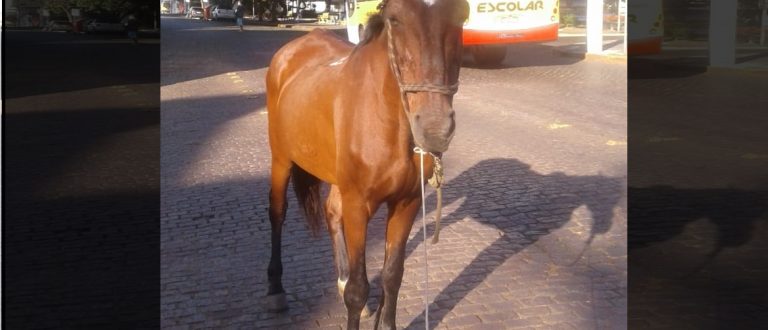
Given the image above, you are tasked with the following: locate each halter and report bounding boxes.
[379,1,459,115]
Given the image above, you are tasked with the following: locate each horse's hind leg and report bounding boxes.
[266,158,291,312]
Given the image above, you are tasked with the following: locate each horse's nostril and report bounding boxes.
[414,114,421,121]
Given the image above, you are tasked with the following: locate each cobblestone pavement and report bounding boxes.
[628,61,768,329]
[4,31,160,327]
[161,16,627,329]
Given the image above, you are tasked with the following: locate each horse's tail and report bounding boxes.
[291,165,324,237]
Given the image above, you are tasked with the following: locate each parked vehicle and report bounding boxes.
[346,0,560,66]
[187,7,204,18]
[44,20,73,32]
[86,18,125,33]
[211,5,236,21]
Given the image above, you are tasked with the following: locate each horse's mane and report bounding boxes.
[357,13,386,47]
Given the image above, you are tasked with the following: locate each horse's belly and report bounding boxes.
[276,80,338,184]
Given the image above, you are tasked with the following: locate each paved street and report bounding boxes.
[628,59,768,328]
[161,15,627,329]
[4,30,160,327]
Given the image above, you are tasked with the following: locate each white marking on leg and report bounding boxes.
[337,278,347,297]
[423,0,436,6]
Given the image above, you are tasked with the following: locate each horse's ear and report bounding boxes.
[361,13,386,45]
[454,0,470,26]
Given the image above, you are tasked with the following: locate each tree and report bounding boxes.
[44,0,154,22]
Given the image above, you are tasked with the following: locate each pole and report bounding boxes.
[623,0,627,54]
[617,0,621,32]
[709,0,737,66]
[586,0,604,54]
[761,3,767,46]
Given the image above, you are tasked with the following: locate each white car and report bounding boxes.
[211,5,236,21]
[86,19,125,33]
[44,20,73,32]
[187,7,204,19]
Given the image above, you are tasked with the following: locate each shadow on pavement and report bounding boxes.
[629,48,768,79]
[462,44,584,69]
[628,186,768,327]
[629,186,767,253]
[161,93,266,184]
[380,158,626,329]
[3,106,160,328]
[161,158,624,328]
[4,31,159,99]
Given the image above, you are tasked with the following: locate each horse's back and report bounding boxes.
[267,29,352,90]
[267,29,353,184]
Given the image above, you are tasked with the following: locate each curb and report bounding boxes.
[275,23,345,31]
[706,65,768,74]
[553,46,627,63]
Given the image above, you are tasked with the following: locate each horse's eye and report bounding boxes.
[388,17,400,27]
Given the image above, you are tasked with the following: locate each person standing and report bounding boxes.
[235,2,245,32]
[125,15,139,44]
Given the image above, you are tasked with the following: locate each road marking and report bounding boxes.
[233,79,244,83]
[606,140,626,146]
[547,122,571,130]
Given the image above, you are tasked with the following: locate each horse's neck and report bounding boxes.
[349,36,413,154]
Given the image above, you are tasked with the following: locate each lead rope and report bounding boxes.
[414,146,430,329]
[413,147,445,329]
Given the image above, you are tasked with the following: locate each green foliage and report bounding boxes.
[561,12,575,27]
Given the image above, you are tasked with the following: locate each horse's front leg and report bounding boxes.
[325,185,349,297]
[374,197,420,330]
[326,185,373,318]
[341,194,374,330]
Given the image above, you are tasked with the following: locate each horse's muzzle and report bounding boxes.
[411,110,455,153]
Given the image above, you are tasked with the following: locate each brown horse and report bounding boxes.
[265,0,469,328]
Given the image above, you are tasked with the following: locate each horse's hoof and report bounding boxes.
[265,293,288,312]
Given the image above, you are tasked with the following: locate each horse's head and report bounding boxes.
[365,0,469,153]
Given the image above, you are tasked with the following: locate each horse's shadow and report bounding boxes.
[367,158,625,328]
[629,186,767,252]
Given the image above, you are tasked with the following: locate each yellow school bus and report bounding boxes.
[345,0,559,65]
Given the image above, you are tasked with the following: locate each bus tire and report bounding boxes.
[470,45,507,67]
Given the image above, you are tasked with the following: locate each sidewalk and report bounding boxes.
[635,39,768,71]
[551,27,627,62]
